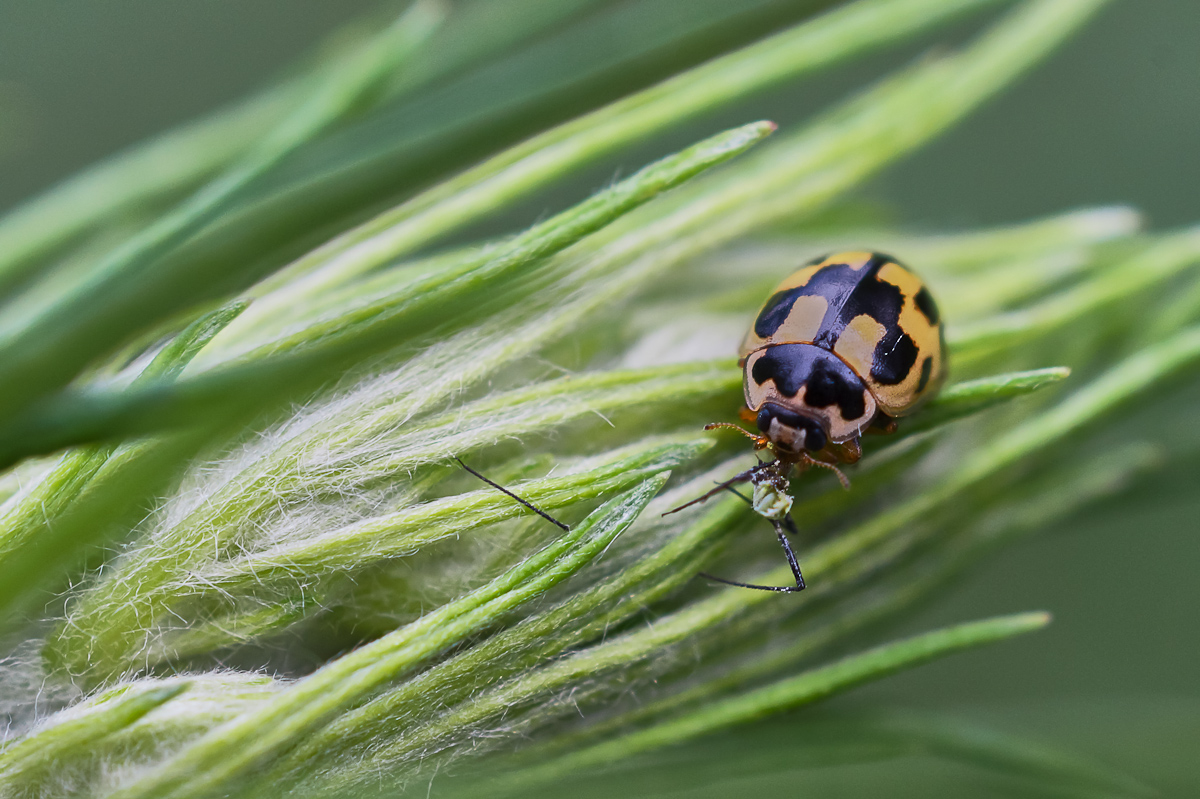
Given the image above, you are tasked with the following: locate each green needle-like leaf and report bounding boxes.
[0,121,773,464]
[0,3,444,423]
[109,477,667,799]
[454,613,1052,792]
[238,0,1003,318]
[0,683,189,784]
[0,1,1186,796]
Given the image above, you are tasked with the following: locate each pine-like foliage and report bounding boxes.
[0,1,1187,797]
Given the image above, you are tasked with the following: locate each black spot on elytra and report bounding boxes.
[871,331,919,385]
[751,344,867,420]
[754,289,806,339]
[806,359,867,420]
[916,356,934,393]
[752,254,907,348]
[914,286,940,325]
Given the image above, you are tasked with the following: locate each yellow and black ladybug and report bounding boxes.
[669,251,946,593]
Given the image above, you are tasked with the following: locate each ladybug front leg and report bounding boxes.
[867,412,898,435]
[661,460,774,516]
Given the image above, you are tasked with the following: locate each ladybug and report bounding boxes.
[669,251,946,593]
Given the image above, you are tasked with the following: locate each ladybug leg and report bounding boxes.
[661,462,771,516]
[455,457,569,531]
[721,484,753,507]
[867,413,898,435]
[773,516,807,590]
[698,515,805,593]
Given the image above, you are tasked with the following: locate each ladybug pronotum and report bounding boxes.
[669,251,947,593]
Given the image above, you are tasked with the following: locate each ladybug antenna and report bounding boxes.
[704,422,769,449]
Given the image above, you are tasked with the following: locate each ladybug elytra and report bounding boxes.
[669,251,946,593]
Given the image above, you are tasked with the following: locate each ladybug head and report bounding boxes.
[755,403,828,454]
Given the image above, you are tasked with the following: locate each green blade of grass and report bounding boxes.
[0,674,286,799]
[900,366,1071,434]
[203,438,709,588]
[273,496,748,786]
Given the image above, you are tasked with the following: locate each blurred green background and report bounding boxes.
[1,1,1196,795]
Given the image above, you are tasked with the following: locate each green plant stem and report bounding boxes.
[901,366,1070,434]
[202,439,708,585]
